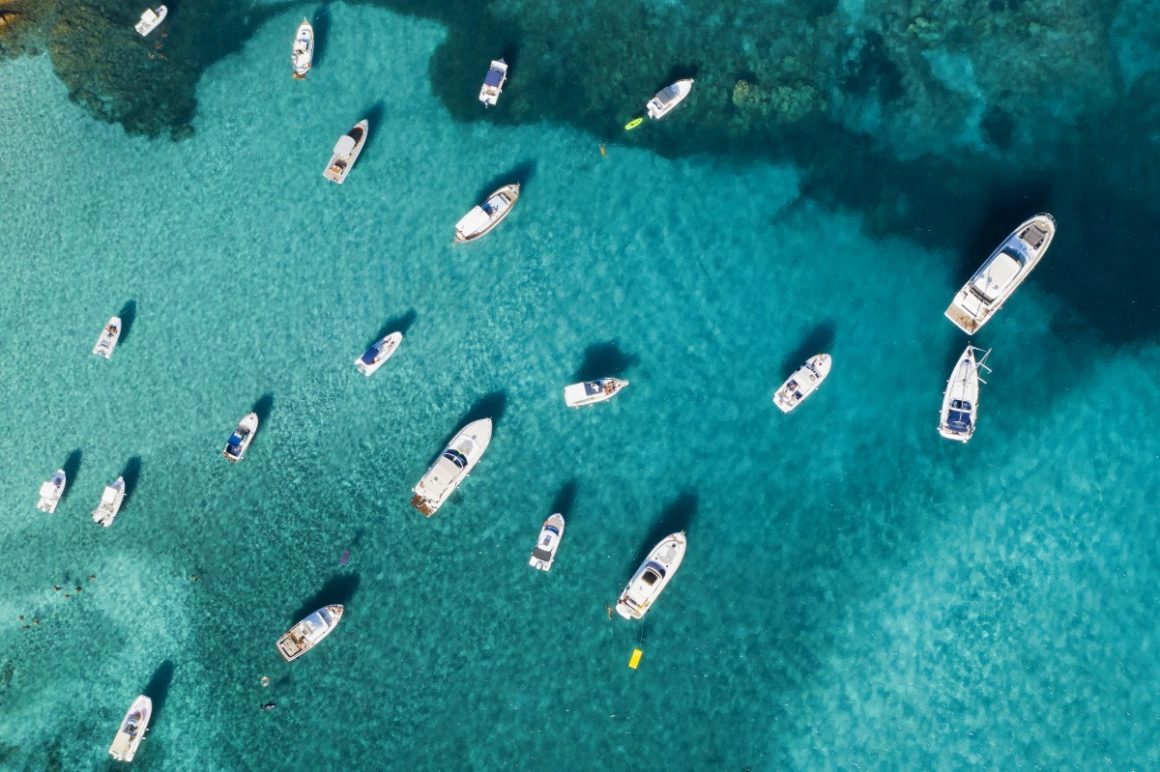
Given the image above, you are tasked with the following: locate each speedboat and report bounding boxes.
[134,6,167,37]
[938,345,990,443]
[36,469,66,514]
[528,514,566,572]
[108,695,152,762]
[945,213,1056,334]
[563,377,629,408]
[222,412,258,462]
[478,59,508,107]
[92,477,126,527]
[322,120,369,184]
[454,184,520,243]
[93,317,122,359]
[354,331,403,376]
[411,418,493,516]
[276,605,344,662]
[616,531,686,620]
[291,19,314,79]
[646,79,694,120]
[773,354,832,413]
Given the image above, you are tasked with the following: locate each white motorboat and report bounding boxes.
[291,19,314,79]
[938,345,991,443]
[454,184,520,243]
[108,695,152,762]
[134,6,167,37]
[563,377,629,408]
[322,120,369,184]
[411,418,493,516]
[945,213,1056,334]
[93,316,122,359]
[616,531,686,620]
[354,331,403,376]
[36,469,66,514]
[773,354,832,413]
[478,59,508,107]
[222,412,259,462]
[528,514,566,572]
[92,476,126,527]
[646,79,694,120]
[276,604,344,662]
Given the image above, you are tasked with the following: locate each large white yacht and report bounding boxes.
[773,354,832,413]
[478,59,508,107]
[938,345,991,443]
[108,695,152,762]
[354,332,403,376]
[945,214,1056,334]
[322,120,369,184]
[92,316,122,359]
[411,418,493,516]
[616,531,686,620]
[291,19,314,79]
[92,476,126,527]
[528,514,566,572]
[134,6,166,37]
[563,377,629,408]
[276,605,344,662]
[646,79,694,120]
[454,184,520,242]
[37,469,67,513]
[222,412,259,462]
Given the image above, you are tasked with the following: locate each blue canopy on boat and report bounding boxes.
[484,68,504,87]
[360,348,379,365]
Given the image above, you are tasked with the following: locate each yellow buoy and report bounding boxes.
[628,648,643,670]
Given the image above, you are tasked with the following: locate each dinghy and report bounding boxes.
[616,531,686,620]
[354,332,403,376]
[291,19,314,79]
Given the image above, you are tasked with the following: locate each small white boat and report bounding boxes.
[478,59,508,107]
[616,531,686,620]
[646,79,694,120]
[411,418,493,516]
[454,184,520,243]
[108,695,152,762]
[528,514,566,572]
[276,605,344,662]
[37,469,67,514]
[134,6,167,37]
[354,332,403,376]
[92,476,126,527]
[563,377,629,408]
[773,354,832,413]
[291,19,314,79]
[322,120,369,185]
[945,213,1056,334]
[222,412,258,462]
[93,317,122,359]
[938,345,991,443]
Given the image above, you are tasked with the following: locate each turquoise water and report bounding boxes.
[2,4,1159,770]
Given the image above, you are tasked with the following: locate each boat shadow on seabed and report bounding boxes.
[624,490,698,576]
[288,574,361,625]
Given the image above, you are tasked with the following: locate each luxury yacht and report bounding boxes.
[354,332,403,376]
[454,184,520,242]
[646,79,694,120]
[528,514,566,572]
[479,59,508,107]
[222,412,259,462]
[108,695,152,762]
[291,19,314,79]
[92,476,126,527]
[134,6,166,37]
[938,345,991,443]
[36,469,66,514]
[616,531,686,620]
[563,377,629,408]
[773,354,832,413]
[92,316,122,359]
[945,214,1056,334]
[411,418,493,516]
[322,120,369,184]
[276,605,344,662]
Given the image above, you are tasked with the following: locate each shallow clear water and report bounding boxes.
[1,4,1158,770]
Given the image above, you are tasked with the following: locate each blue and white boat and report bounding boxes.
[478,59,508,107]
[528,514,566,572]
[222,412,259,462]
[938,345,990,443]
[354,331,403,376]
[454,184,520,242]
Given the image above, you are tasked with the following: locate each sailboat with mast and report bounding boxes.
[938,344,991,443]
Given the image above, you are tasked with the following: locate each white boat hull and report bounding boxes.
[109,695,152,762]
[411,418,493,516]
[528,514,566,572]
[276,605,344,662]
[323,120,369,184]
[939,346,983,442]
[616,531,686,620]
[292,20,314,79]
[454,184,520,242]
[223,412,259,462]
[134,6,167,37]
[479,59,508,107]
[93,316,122,359]
[354,332,403,376]
[564,378,629,407]
[37,469,67,514]
[92,477,126,527]
[646,79,694,120]
[773,354,831,413]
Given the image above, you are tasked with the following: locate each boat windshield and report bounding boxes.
[642,565,665,585]
[442,449,468,469]
[950,399,972,411]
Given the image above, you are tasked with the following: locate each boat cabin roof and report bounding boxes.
[334,135,356,156]
[484,67,505,87]
[456,207,492,235]
[971,251,1022,301]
